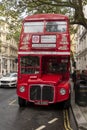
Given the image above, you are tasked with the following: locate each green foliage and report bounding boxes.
[70,26,77,34]
[0,0,22,43]
[13,31,20,43]
[6,34,12,40]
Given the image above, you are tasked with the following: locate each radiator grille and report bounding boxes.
[30,85,54,102]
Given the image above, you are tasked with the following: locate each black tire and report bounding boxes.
[63,98,71,109]
[18,96,26,107]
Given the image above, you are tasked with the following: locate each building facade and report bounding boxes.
[0,21,18,76]
[70,26,77,73]
[75,5,87,72]
[76,26,87,71]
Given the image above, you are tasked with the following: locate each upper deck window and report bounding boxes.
[24,22,44,33]
[46,21,67,32]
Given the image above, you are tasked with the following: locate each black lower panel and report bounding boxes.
[30,85,54,102]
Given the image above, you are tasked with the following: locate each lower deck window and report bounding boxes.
[42,56,69,74]
[20,56,40,74]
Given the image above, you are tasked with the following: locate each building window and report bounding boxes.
[84,56,86,61]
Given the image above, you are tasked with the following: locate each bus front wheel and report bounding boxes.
[18,97,26,107]
[63,98,71,109]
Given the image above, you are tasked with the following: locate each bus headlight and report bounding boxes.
[60,88,66,95]
[19,86,25,92]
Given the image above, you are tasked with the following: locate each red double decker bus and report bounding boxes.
[17,13,71,108]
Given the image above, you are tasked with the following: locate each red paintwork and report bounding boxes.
[17,14,71,105]
[18,13,70,53]
[17,74,70,102]
[24,14,68,22]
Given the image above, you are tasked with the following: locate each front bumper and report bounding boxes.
[0,81,17,87]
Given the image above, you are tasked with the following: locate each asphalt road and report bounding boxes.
[0,87,77,130]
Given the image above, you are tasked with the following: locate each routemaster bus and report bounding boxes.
[17,13,71,108]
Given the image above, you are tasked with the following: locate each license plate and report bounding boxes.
[35,101,48,105]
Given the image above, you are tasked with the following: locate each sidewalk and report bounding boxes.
[70,79,87,130]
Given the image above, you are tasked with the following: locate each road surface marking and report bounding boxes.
[65,109,73,130]
[35,125,46,130]
[63,109,73,130]
[9,99,16,105]
[48,118,58,124]
[63,110,69,130]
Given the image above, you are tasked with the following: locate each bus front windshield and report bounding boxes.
[46,21,67,32]
[24,21,67,33]
[24,22,44,33]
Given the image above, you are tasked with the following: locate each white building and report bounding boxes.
[76,26,87,71]
[76,5,87,71]
[0,21,18,76]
